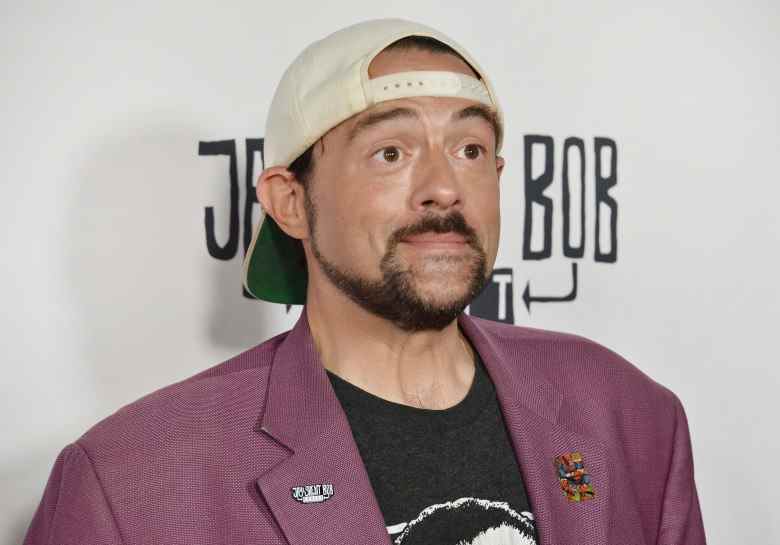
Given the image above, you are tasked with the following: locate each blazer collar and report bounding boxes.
[257,308,623,545]
[259,307,563,448]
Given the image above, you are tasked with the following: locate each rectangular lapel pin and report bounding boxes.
[554,451,595,502]
[291,483,335,504]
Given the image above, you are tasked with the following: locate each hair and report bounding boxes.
[287,35,486,190]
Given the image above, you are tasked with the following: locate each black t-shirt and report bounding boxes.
[326,349,539,544]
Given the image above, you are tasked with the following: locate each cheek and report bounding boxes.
[357,190,406,254]
[307,190,350,252]
[313,182,398,262]
[472,184,501,254]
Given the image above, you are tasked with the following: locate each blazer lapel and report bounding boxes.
[255,308,618,545]
[255,308,392,545]
[457,313,615,545]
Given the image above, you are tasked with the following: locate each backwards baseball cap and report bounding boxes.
[242,17,504,304]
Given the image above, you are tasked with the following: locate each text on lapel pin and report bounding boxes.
[291,483,335,504]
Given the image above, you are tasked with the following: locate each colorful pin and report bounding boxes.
[553,451,595,502]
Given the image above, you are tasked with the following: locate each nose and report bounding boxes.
[410,147,462,213]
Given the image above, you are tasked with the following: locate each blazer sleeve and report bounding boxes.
[656,393,707,545]
[22,442,124,545]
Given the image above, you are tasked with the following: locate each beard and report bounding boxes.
[304,190,490,332]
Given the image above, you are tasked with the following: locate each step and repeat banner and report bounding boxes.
[2,1,778,543]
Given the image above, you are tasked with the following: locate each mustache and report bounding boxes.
[390,211,478,247]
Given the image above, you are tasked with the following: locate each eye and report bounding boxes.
[372,146,402,163]
[457,143,485,160]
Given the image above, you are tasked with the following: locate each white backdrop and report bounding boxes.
[2,1,778,543]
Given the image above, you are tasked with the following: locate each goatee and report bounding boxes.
[307,199,489,332]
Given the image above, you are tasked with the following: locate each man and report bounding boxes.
[23,18,706,545]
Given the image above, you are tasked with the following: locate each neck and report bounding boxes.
[304,282,476,410]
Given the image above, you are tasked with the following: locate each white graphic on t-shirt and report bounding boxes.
[386,496,537,544]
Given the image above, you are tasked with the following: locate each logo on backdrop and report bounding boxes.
[199,135,618,324]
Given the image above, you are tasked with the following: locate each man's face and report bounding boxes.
[301,47,504,331]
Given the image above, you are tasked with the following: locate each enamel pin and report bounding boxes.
[291,483,335,504]
[554,451,595,502]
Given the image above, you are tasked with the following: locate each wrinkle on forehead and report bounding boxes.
[316,47,494,162]
[345,102,500,148]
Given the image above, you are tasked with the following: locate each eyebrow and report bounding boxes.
[346,103,502,148]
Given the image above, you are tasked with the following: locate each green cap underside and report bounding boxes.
[246,216,307,304]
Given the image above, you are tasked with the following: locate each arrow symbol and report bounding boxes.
[523,262,578,312]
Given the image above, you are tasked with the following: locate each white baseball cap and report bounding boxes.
[242,17,504,304]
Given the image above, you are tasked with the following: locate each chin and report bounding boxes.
[412,280,472,306]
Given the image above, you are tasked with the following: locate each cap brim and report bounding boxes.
[243,214,308,304]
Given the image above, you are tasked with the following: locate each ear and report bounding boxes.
[496,155,506,180]
[256,166,310,240]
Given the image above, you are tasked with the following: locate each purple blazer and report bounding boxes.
[23,309,706,545]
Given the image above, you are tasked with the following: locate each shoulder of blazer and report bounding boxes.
[469,314,678,420]
[75,328,292,460]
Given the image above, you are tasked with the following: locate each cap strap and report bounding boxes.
[368,70,494,107]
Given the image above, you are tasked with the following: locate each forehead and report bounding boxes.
[316,46,499,150]
[340,96,499,145]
